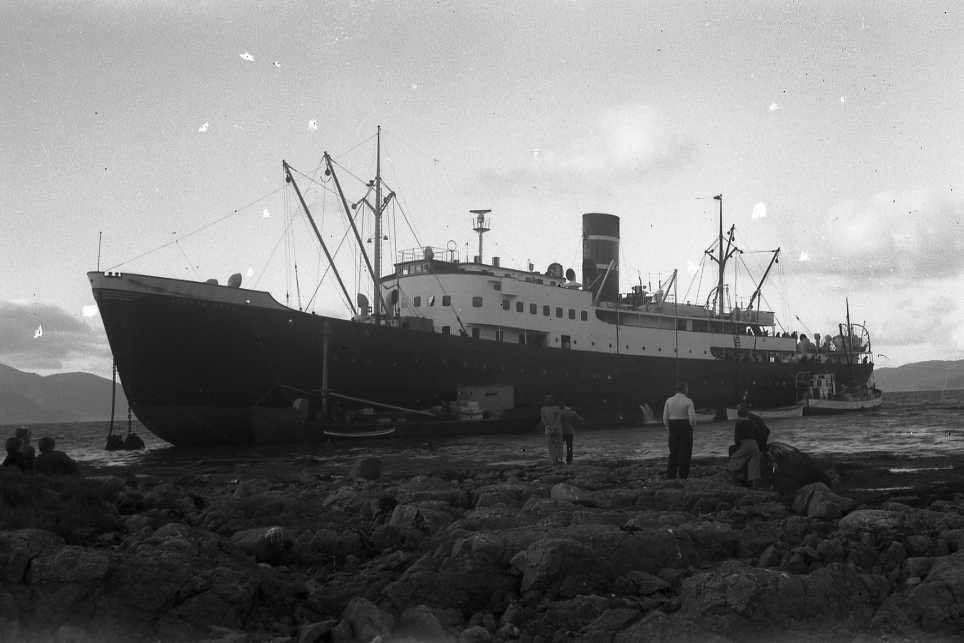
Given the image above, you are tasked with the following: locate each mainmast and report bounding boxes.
[374,126,383,325]
[715,194,724,316]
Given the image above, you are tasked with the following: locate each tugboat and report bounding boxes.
[803,302,883,415]
[89,128,875,446]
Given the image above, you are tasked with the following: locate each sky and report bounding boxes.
[1,1,962,379]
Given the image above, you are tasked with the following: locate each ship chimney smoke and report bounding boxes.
[582,213,619,302]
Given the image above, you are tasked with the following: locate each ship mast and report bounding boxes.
[374,126,383,325]
[716,194,724,316]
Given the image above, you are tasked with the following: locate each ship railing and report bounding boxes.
[396,246,459,264]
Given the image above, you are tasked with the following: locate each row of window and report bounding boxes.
[411,294,591,322]
[412,294,452,307]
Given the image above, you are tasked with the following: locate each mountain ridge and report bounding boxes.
[0,363,128,425]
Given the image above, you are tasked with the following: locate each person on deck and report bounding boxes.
[663,383,696,479]
[35,436,79,475]
[540,395,564,465]
[727,405,767,487]
[559,402,584,464]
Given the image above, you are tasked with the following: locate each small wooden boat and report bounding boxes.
[323,426,397,439]
[805,388,883,415]
[726,402,805,421]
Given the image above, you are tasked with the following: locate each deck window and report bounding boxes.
[413,296,421,307]
[441,326,450,335]
[530,303,537,314]
[568,309,576,320]
[542,305,550,316]
[471,327,480,339]
[501,300,510,310]
[516,301,524,312]
[561,334,571,349]
[555,307,563,318]
[472,296,483,307]
[580,310,588,321]
[442,295,451,306]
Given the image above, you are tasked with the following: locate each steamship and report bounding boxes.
[90,129,875,446]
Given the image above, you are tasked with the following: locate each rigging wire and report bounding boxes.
[105,186,285,271]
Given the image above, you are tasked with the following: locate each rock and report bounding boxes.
[614,611,722,643]
[26,545,110,585]
[678,560,884,636]
[904,556,933,579]
[871,550,964,635]
[578,608,640,642]
[768,442,830,494]
[340,596,394,642]
[393,605,455,642]
[231,526,291,564]
[615,570,670,595]
[458,625,492,642]
[474,484,531,508]
[0,529,65,585]
[791,482,855,520]
[839,510,904,534]
[349,458,382,481]
[549,483,598,506]
[297,619,336,643]
[517,537,614,598]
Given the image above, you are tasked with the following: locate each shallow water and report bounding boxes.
[5,389,962,470]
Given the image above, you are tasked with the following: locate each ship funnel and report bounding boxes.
[582,213,619,302]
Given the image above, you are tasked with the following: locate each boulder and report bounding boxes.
[768,442,830,494]
[339,596,394,642]
[871,550,964,635]
[791,482,855,520]
[230,526,291,564]
[515,537,614,598]
[0,529,65,585]
[838,510,904,534]
[550,483,599,506]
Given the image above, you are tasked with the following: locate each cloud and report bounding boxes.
[81,305,99,318]
[751,202,767,219]
[239,51,255,62]
[470,104,694,195]
[308,120,319,131]
[0,302,110,372]
[768,102,781,112]
[198,121,210,133]
[784,189,964,279]
[798,250,810,262]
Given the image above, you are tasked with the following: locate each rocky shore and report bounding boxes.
[2,449,963,643]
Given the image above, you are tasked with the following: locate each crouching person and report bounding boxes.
[35,437,79,475]
[727,406,763,488]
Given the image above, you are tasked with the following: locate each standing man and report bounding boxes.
[559,402,584,464]
[663,382,696,479]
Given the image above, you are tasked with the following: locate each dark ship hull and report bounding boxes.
[91,272,872,446]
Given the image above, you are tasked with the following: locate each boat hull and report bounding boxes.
[805,392,883,415]
[90,272,872,446]
[725,402,805,421]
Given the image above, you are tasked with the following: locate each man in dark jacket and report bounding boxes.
[35,437,79,475]
[727,405,767,487]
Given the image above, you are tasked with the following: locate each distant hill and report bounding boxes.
[873,360,964,393]
[0,363,127,425]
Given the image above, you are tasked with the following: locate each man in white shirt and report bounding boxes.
[662,382,696,479]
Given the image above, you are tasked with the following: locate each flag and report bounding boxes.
[33,324,43,339]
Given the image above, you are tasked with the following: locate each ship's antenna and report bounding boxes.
[97,231,103,271]
[470,210,491,263]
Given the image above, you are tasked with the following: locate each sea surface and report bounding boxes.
[5,389,963,470]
